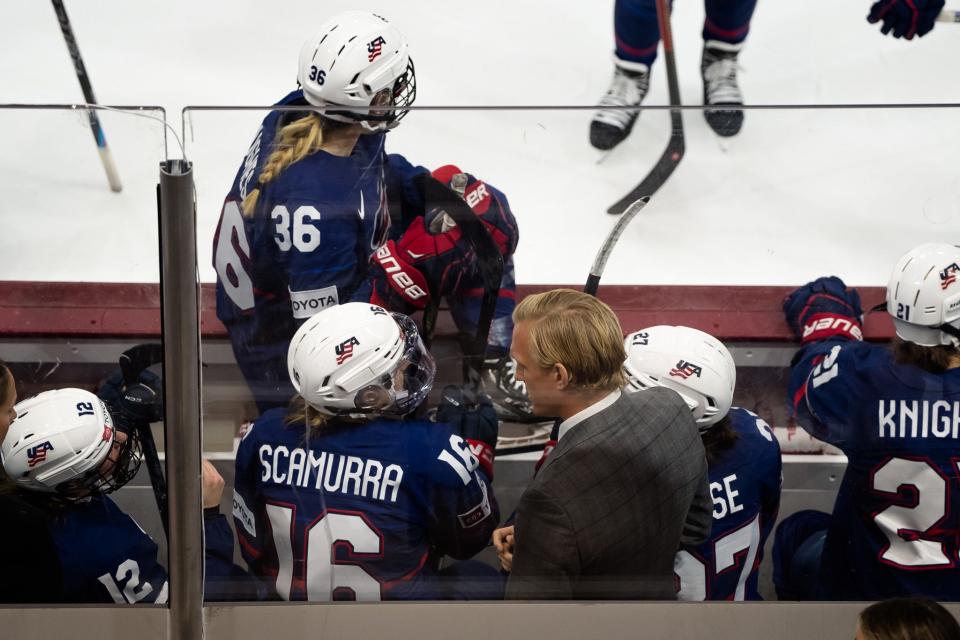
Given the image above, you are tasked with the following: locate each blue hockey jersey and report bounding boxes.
[48,495,168,603]
[232,409,499,601]
[790,337,960,600]
[675,407,782,601]
[44,494,244,603]
[213,90,427,409]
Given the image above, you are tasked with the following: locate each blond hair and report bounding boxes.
[0,361,16,495]
[242,114,326,217]
[284,396,332,438]
[0,359,11,413]
[513,289,627,392]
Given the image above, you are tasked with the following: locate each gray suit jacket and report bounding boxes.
[505,387,711,600]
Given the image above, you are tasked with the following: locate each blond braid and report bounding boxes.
[242,114,326,217]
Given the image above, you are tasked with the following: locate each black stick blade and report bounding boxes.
[607,134,684,214]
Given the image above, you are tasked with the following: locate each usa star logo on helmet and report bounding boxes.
[335,337,360,365]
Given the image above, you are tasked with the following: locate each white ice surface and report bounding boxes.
[1,0,958,286]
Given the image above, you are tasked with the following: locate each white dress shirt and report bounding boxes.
[556,389,621,442]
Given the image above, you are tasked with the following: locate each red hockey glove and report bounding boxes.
[428,165,518,258]
[783,276,864,344]
[395,213,471,300]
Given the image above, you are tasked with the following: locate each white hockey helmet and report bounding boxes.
[298,11,416,131]
[886,243,960,348]
[288,303,435,418]
[1,388,142,498]
[623,325,736,430]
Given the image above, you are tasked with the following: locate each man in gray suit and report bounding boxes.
[497,289,711,600]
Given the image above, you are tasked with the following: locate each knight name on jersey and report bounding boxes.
[258,444,403,503]
[878,399,960,439]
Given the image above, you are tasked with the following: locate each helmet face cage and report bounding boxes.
[55,425,143,501]
[87,425,143,496]
[2,389,147,500]
[352,312,435,417]
[386,57,416,127]
[3,392,146,502]
[298,11,416,133]
[328,57,416,131]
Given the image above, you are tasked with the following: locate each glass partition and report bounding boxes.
[186,101,960,605]
[187,104,960,287]
[0,105,170,604]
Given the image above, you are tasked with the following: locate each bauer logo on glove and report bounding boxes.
[802,316,864,342]
[432,165,492,215]
[374,243,429,303]
[783,276,864,344]
[416,165,519,259]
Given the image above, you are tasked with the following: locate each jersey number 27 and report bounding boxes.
[675,515,762,601]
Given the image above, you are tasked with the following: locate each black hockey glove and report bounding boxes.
[97,368,164,431]
[868,0,945,39]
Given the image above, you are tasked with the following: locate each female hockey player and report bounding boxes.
[623,325,782,600]
[589,0,759,147]
[1,387,249,602]
[777,243,960,600]
[212,10,521,415]
[232,302,501,601]
[0,359,15,444]
[589,0,942,150]
[0,359,63,603]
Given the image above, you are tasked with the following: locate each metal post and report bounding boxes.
[158,159,203,640]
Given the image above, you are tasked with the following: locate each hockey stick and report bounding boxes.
[420,298,440,350]
[607,0,684,215]
[117,343,168,536]
[937,9,960,21]
[418,175,470,351]
[51,0,122,193]
[419,176,504,386]
[585,196,651,296]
